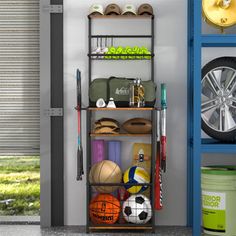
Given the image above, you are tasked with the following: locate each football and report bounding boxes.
[122,194,152,224]
[122,118,152,134]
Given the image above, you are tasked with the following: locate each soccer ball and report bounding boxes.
[122,194,152,224]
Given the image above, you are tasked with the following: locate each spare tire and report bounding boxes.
[201,57,236,142]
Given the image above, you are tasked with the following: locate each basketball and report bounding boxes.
[89,162,98,183]
[89,160,122,193]
[123,166,150,194]
[89,194,121,224]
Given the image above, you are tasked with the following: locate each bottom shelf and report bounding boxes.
[89,224,153,230]
[89,187,154,231]
[89,217,154,230]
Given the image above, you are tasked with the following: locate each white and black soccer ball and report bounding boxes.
[122,194,152,224]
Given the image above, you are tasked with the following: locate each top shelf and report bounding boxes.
[91,35,152,38]
[88,15,154,20]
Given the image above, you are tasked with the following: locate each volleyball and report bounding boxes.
[123,166,150,194]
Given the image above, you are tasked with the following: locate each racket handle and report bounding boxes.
[80,147,84,175]
[77,146,83,181]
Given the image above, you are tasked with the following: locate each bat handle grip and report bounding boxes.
[161,136,167,172]
[161,136,166,159]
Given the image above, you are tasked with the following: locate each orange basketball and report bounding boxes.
[89,194,120,224]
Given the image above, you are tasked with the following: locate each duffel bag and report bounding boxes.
[89,77,156,107]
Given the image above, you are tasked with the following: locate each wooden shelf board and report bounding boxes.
[90,133,151,137]
[89,226,153,230]
[89,15,153,19]
[90,183,152,186]
[88,107,155,111]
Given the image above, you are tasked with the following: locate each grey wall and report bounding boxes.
[64,0,236,226]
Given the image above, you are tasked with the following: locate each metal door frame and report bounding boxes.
[40,0,64,227]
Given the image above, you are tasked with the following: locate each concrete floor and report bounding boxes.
[0,225,192,236]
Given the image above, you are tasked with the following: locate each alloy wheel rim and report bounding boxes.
[201,66,236,133]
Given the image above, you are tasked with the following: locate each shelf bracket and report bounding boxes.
[43,4,63,14]
[44,108,63,117]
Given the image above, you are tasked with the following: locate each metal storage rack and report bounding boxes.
[86,15,157,233]
[187,1,236,235]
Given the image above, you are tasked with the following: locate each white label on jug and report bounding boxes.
[202,191,225,210]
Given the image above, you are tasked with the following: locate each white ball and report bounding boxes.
[122,194,152,224]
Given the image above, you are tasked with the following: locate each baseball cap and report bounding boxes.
[122,4,137,15]
[105,4,121,15]
[138,3,153,16]
[89,4,104,16]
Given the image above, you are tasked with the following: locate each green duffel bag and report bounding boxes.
[89,77,157,107]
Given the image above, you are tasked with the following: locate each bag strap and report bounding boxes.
[107,77,116,100]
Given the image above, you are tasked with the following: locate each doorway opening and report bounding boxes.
[0,0,40,223]
[0,156,40,222]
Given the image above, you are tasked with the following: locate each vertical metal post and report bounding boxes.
[151,15,155,232]
[151,16,155,82]
[40,0,51,227]
[192,0,202,235]
[86,111,91,233]
[88,17,92,84]
[151,110,157,232]
[40,0,64,227]
[86,16,92,233]
[187,0,194,227]
[50,0,64,226]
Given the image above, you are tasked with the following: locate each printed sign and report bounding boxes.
[202,191,226,233]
